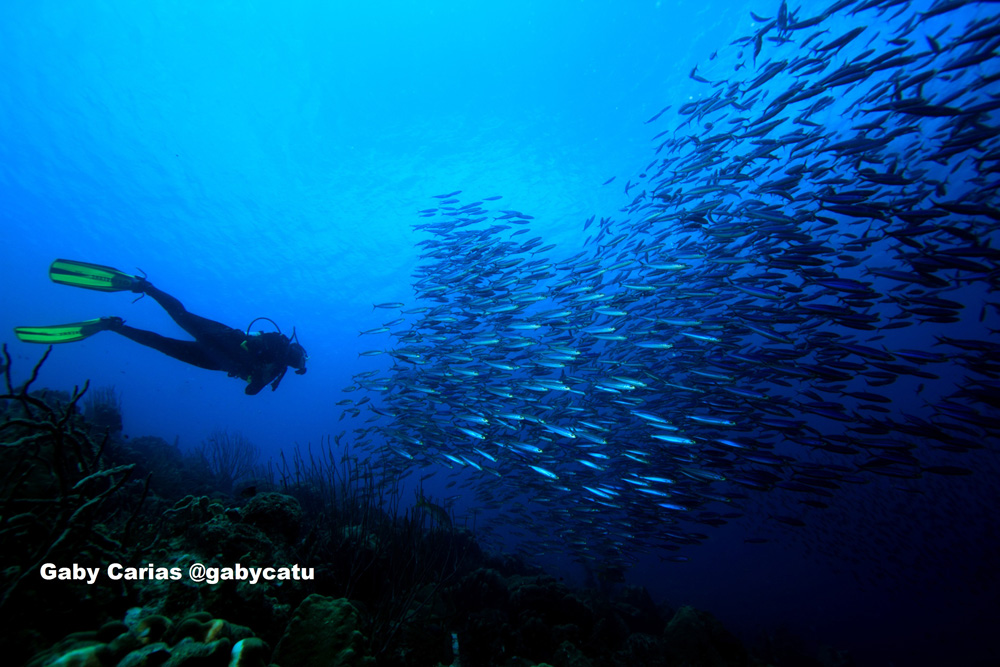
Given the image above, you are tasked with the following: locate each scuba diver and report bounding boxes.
[14,259,308,395]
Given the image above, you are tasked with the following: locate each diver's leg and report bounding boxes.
[113,323,225,371]
[136,281,234,340]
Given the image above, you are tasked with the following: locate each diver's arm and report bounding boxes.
[241,333,284,395]
[245,376,269,395]
[245,363,285,395]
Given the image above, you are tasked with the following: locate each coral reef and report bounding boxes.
[3,350,846,667]
[662,606,747,666]
[241,492,303,543]
[271,595,373,667]
[444,565,752,667]
[83,385,123,436]
[199,430,260,494]
[131,493,303,644]
[28,603,382,667]
[26,611,267,667]
[0,347,147,663]
[111,435,212,502]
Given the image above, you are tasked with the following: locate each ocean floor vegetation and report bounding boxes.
[0,347,852,666]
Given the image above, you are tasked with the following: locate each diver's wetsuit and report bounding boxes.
[113,283,295,395]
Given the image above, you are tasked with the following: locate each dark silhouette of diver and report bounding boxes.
[14,259,308,395]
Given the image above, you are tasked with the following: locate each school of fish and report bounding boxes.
[338,0,1000,569]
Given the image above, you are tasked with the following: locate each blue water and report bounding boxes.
[3,1,998,665]
[3,0,741,445]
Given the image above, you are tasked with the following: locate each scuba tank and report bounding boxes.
[244,317,306,390]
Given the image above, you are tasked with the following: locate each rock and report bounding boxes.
[28,612,268,667]
[163,637,232,666]
[116,642,171,667]
[240,493,302,543]
[553,640,593,667]
[615,633,666,667]
[272,595,373,667]
[25,634,105,667]
[662,606,746,667]
[191,519,275,563]
[37,643,109,667]
[509,576,593,631]
[106,631,144,659]
[459,608,508,667]
[136,616,174,645]
[613,585,666,635]
[96,622,128,643]
[163,496,225,536]
[228,638,270,667]
[172,617,253,645]
[453,568,510,613]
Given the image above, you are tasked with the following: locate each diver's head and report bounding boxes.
[288,342,308,374]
